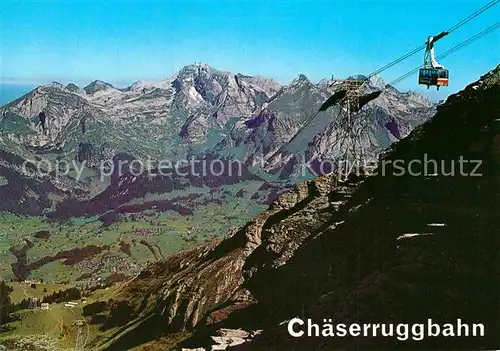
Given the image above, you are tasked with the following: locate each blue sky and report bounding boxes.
[1,0,499,101]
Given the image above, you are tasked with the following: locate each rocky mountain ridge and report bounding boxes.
[1,63,433,159]
[0,63,435,219]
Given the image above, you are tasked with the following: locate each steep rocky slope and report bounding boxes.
[94,66,500,350]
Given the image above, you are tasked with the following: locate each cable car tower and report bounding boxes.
[325,78,378,180]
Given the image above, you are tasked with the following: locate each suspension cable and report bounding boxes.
[439,22,500,59]
[366,44,426,79]
[446,0,499,34]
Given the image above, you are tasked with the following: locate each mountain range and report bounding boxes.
[0,63,498,350]
[0,63,434,212]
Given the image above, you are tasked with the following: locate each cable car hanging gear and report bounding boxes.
[419,31,450,90]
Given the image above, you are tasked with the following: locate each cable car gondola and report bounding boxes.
[418,31,450,90]
[418,67,449,88]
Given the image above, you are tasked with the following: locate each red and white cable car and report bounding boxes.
[418,31,450,90]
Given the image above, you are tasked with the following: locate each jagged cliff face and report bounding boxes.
[1,85,95,148]
[95,66,500,350]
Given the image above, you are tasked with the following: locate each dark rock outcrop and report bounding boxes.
[11,244,110,280]
[34,230,50,239]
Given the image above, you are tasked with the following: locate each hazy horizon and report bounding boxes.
[3,0,499,104]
